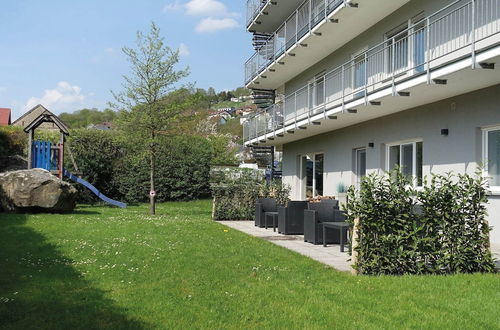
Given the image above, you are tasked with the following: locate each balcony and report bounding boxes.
[246,0,305,33]
[244,0,500,145]
[244,0,411,89]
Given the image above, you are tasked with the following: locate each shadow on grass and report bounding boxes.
[0,213,146,329]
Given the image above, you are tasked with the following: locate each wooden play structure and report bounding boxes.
[24,105,126,208]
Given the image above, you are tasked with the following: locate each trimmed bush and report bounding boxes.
[211,168,290,220]
[114,135,213,203]
[65,129,123,203]
[0,126,26,157]
[345,169,495,275]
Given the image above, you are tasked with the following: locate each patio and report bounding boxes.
[218,221,352,272]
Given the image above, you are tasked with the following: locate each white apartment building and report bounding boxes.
[243,0,500,244]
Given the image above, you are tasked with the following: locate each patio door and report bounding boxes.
[300,153,324,200]
[355,148,366,189]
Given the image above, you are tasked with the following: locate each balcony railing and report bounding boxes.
[246,0,269,27]
[244,0,500,143]
[245,0,346,84]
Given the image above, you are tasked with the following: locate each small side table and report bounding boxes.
[322,222,350,252]
[265,212,279,231]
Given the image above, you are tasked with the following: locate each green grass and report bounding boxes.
[0,200,499,329]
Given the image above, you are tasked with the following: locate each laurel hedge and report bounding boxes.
[345,169,495,275]
[211,168,290,221]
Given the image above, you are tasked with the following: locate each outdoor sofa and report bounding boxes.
[304,201,346,245]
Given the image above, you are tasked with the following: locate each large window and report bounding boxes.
[301,153,324,199]
[387,141,423,186]
[484,127,500,190]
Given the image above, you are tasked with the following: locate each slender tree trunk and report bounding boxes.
[150,131,156,216]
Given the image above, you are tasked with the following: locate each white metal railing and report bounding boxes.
[244,0,346,84]
[243,0,500,143]
[246,0,270,27]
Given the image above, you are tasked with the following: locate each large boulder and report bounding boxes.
[0,169,77,212]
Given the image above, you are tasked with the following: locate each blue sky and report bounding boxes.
[0,0,253,120]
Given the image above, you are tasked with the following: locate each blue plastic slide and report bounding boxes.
[63,169,127,208]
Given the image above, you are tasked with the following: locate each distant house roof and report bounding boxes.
[88,122,113,130]
[0,108,11,126]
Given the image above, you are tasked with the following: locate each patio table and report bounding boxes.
[322,222,350,252]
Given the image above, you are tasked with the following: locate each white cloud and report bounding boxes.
[25,82,87,113]
[163,0,183,12]
[104,47,114,54]
[195,17,239,33]
[185,0,233,17]
[164,0,239,17]
[178,43,190,56]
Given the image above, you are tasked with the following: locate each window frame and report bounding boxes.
[482,125,500,193]
[385,139,423,187]
[300,152,325,199]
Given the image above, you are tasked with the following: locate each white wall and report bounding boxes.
[282,84,500,244]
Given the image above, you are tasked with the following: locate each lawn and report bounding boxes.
[0,200,499,329]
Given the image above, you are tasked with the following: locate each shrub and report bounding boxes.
[345,169,495,275]
[0,126,26,157]
[65,129,123,203]
[114,135,213,203]
[211,168,290,221]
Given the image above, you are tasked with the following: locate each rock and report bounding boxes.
[0,169,77,212]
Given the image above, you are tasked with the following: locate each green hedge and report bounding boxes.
[65,131,218,204]
[345,169,495,275]
[114,135,213,203]
[65,129,123,203]
[0,126,26,158]
[211,168,290,221]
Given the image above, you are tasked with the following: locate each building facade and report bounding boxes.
[243,0,500,244]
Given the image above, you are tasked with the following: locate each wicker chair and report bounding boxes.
[304,202,346,245]
[277,201,309,235]
[255,198,277,228]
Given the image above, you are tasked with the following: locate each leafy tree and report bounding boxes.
[111,22,189,215]
[59,108,118,128]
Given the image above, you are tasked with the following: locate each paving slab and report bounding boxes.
[217,221,353,272]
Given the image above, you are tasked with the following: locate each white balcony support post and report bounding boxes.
[323,75,327,119]
[426,17,431,84]
[341,64,345,112]
[324,0,327,21]
[471,0,476,69]
[307,83,311,124]
[295,8,299,43]
[309,0,312,32]
[294,92,298,129]
[391,36,396,96]
[364,52,368,105]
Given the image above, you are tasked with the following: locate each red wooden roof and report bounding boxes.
[0,108,11,126]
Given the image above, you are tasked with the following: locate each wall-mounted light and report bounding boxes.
[441,129,449,136]
[368,142,375,148]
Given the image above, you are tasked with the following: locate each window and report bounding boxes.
[387,141,423,186]
[355,148,367,189]
[301,153,324,199]
[483,127,500,190]
[315,154,324,196]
